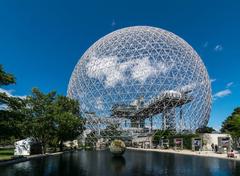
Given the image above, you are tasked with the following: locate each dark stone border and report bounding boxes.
[0,157,28,166]
[0,151,70,166]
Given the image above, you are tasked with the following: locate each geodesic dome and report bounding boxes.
[67,26,211,142]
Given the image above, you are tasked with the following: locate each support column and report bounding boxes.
[150,116,153,132]
[162,108,176,131]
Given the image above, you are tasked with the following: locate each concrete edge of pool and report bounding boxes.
[127,147,240,161]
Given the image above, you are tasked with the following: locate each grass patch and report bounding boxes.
[0,148,14,161]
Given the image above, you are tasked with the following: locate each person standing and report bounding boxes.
[211,143,214,151]
[215,144,218,153]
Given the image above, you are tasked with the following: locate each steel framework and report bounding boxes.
[67,26,212,143]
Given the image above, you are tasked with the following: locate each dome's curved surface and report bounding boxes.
[67,26,211,139]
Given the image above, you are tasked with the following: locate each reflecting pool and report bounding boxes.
[1,150,240,176]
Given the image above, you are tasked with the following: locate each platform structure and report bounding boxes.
[111,90,192,132]
[82,90,193,147]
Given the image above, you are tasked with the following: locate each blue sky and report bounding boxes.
[0,0,239,130]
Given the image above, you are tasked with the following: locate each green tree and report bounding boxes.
[23,88,57,153]
[53,96,84,151]
[0,65,16,109]
[0,65,84,150]
[221,107,240,141]
[23,89,84,153]
[0,97,26,143]
[153,130,175,144]
[101,124,122,142]
[0,65,15,86]
[196,126,216,134]
[85,131,98,149]
[0,65,23,144]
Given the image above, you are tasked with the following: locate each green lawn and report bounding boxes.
[0,148,14,160]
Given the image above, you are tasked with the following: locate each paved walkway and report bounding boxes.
[127,147,240,161]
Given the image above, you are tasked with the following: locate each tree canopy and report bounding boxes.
[0,65,84,152]
[195,126,216,134]
[22,88,84,152]
[221,107,240,138]
[0,65,22,143]
[0,65,15,86]
[0,65,17,107]
[53,95,84,151]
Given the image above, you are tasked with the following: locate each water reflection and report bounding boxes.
[0,150,240,176]
[111,156,126,174]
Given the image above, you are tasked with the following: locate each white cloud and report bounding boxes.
[226,82,234,88]
[16,95,27,99]
[212,126,221,132]
[0,88,26,110]
[95,97,104,110]
[210,79,216,83]
[214,45,223,52]
[178,80,208,93]
[212,82,234,101]
[86,56,126,87]
[0,88,26,99]
[128,57,169,83]
[203,41,208,48]
[0,88,13,97]
[213,89,231,99]
[0,104,9,110]
[131,57,156,82]
[86,56,171,88]
[156,62,169,74]
[179,83,197,92]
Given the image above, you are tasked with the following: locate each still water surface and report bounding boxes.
[0,150,240,176]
